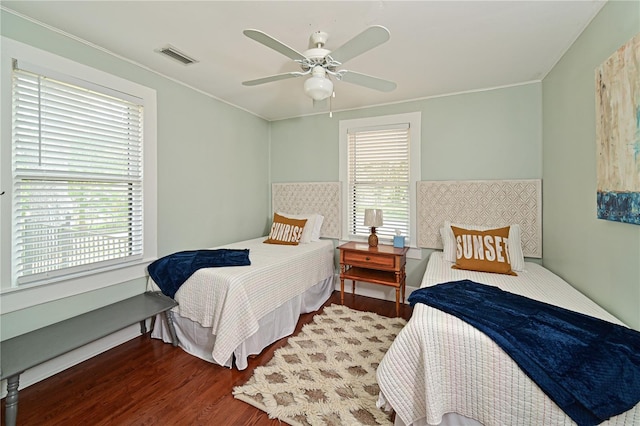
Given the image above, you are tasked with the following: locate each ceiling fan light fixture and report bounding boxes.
[304,66,333,101]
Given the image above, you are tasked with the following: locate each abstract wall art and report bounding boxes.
[595,32,640,225]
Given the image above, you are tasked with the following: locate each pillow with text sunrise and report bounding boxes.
[264,213,307,245]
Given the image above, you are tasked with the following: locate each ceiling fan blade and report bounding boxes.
[242,72,302,86]
[328,25,390,65]
[243,29,307,61]
[339,71,397,92]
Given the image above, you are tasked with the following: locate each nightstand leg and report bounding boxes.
[352,280,356,295]
[340,277,345,305]
[395,287,400,317]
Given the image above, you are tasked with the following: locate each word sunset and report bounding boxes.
[450,226,516,275]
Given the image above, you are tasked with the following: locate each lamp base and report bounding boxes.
[368,227,378,247]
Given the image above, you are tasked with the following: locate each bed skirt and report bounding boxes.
[378,394,482,426]
[396,413,481,426]
[151,275,334,370]
[395,414,481,426]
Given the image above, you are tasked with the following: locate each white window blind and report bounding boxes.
[11,64,144,285]
[347,124,410,241]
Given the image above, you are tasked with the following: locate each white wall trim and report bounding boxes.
[0,36,157,311]
[338,111,422,248]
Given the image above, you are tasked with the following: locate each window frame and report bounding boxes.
[0,37,157,313]
[339,112,421,253]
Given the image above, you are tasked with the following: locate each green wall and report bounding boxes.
[271,84,542,182]
[542,0,640,329]
[0,11,270,338]
[271,83,543,288]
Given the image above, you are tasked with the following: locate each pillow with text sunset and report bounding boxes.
[264,213,307,245]
[450,225,517,276]
[442,221,525,271]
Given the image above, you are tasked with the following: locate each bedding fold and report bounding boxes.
[147,249,251,298]
[408,280,640,426]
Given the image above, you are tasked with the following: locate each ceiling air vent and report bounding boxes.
[156,45,198,65]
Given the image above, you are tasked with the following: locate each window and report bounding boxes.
[339,112,421,247]
[12,64,144,285]
[1,37,157,310]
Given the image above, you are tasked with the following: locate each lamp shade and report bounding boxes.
[364,209,384,228]
[303,66,333,101]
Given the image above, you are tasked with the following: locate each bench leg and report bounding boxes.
[139,319,147,334]
[5,374,20,426]
[164,311,179,347]
[149,315,157,333]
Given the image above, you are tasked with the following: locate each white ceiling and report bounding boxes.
[2,1,606,121]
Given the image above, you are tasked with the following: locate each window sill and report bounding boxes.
[0,257,156,314]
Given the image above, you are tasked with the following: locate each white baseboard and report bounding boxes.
[0,322,145,399]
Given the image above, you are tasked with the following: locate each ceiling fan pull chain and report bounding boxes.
[329,92,334,118]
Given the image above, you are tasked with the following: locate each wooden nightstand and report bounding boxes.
[338,241,409,316]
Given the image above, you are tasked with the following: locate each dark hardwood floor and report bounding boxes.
[1,291,412,426]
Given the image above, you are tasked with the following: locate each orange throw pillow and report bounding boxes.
[264,213,307,245]
[450,225,517,276]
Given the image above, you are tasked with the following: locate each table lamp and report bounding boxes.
[364,209,384,247]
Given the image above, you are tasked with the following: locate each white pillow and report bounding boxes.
[442,221,525,271]
[311,215,324,241]
[277,213,323,243]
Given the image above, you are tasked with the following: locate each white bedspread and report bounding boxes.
[150,237,335,366]
[377,252,640,426]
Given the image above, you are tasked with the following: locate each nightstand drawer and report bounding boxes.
[343,250,395,269]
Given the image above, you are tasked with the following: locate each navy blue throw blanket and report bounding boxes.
[408,280,640,426]
[148,249,251,299]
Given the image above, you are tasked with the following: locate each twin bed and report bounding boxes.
[377,180,640,425]
[150,237,334,369]
[149,182,340,369]
[148,179,639,425]
[377,252,640,426]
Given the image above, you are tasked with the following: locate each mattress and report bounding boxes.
[149,237,335,368]
[376,252,640,426]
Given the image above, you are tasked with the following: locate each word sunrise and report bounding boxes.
[270,222,304,243]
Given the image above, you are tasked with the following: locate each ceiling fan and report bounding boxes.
[242,26,396,102]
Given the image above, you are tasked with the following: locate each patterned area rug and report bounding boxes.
[233,304,407,425]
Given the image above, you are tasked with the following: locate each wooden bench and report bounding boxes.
[0,291,178,426]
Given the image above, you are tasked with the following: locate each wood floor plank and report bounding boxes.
[1,291,412,425]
